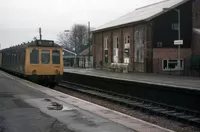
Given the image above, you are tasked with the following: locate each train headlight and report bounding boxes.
[32,70,37,75]
[55,70,60,75]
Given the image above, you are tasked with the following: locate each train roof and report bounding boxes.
[1,39,61,51]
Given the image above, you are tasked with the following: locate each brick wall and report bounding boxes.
[93,23,153,72]
[93,25,135,71]
[153,48,192,59]
[93,32,103,68]
[153,48,192,73]
[192,31,200,55]
[193,0,200,28]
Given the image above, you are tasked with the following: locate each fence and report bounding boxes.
[64,56,93,68]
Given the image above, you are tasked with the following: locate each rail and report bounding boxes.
[58,80,200,127]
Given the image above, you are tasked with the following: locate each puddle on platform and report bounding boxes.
[47,102,63,110]
[44,98,74,111]
[44,98,51,102]
[62,106,74,111]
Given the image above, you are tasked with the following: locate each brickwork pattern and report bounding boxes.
[193,0,200,28]
[192,32,200,55]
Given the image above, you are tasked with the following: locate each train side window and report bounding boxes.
[30,49,39,64]
[52,50,60,64]
[41,50,50,64]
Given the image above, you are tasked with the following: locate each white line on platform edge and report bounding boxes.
[0,70,175,132]
[0,71,15,79]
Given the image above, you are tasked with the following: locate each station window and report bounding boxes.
[41,50,50,64]
[52,50,60,64]
[30,49,39,64]
[157,42,163,47]
[104,37,108,50]
[124,35,130,44]
[113,37,118,49]
[162,60,184,71]
[172,23,178,30]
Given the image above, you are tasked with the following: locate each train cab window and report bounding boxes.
[52,50,60,64]
[41,50,50,64]
[30,49,39,64]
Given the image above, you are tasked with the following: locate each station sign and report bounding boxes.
[174,40,183,45]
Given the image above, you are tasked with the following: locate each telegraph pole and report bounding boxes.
[177,9,181,74]
[39,27,42,40]
[88,22,90,65]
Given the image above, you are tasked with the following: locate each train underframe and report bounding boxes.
[0,67,62,88]
[28,75,62,87]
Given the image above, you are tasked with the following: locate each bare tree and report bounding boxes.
[57,32,71,49]
[69,24,87,54]
[33,37,37,41]
[57,24,88,53]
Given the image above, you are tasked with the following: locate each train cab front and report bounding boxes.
[25,46,63,87]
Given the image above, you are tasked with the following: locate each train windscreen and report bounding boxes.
[41,50,50,64]
[30,49,39,64]
[52,50,60,64]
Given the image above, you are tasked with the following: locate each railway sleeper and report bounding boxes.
[179,115,196,119]
[151,108,167,112]
[190,118,200,121]
[59,82,200,127]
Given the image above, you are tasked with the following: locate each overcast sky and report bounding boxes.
[0,0,162,49]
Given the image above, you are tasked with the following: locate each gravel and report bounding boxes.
[54,86,200,132]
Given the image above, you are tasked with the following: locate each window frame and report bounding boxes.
[113,36,118,49]
[41,49,50,64]
[124,35,130,44]
[157,42,163,47]
[162,59,184,71]
[104,37,108,50]
[30,48,39,64]
[52,49,61,64]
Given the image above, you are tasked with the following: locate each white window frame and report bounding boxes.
[113,36,118,49]
[162,59,184,71]
[113,36,119,63]
[123,35,130,63]
[104,37,108,50]
[124,35,130,44]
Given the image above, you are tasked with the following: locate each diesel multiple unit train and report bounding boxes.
[0,39,63,87]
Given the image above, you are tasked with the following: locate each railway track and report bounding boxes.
[58,80,200,127]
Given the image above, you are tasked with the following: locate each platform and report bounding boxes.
[64,68,200,90]
[0,70,174,132]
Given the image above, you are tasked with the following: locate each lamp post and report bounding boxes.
[163,8,181,73]
[88,22,91,67]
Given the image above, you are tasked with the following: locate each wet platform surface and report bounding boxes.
[0,72,71,132]
[0,70,174,132]
[64,68,200,90]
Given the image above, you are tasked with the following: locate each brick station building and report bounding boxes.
[92,0,200,74]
